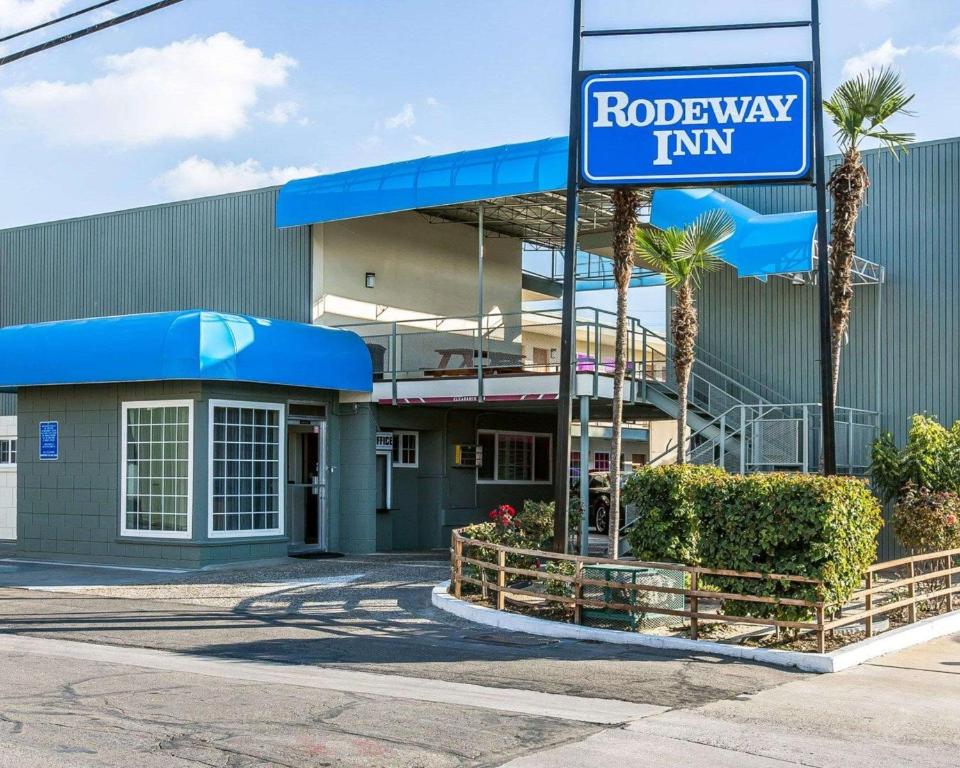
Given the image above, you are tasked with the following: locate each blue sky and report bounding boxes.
[0,0,957,230]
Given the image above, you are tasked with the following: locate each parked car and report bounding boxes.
[571,472,622,534]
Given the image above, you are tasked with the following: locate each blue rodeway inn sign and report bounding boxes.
[581,64,812,186]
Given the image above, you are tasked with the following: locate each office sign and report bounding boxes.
[581,64,812,186]
[39,421,58,461]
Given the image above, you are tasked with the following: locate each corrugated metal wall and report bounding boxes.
[694,137,960,559]
[0,187,311,415]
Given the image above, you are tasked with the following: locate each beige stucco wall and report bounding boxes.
[312,212,522,325]
[0,415,16,540]
[648,419,682,465]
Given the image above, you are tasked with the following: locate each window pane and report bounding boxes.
[497,434,533,482]
[534,436,551,482]
[211,404,282,535]
[477,432,495,480]
[123,404,191,535]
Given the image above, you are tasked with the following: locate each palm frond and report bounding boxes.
[635,210,734,289]
[825,67,915,153]
[635,227,689,289]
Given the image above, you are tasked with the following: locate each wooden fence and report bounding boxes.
[449,530,960,654]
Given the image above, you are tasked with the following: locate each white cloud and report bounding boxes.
[926,26,960,58]
[0,0,67,33]
[425,96,439,107]
[259,100,303,125]
[411,134,429,146]
[2,33,295,146]
[155,156,321,199]
[842,38,909,78]
[385,102,415,129]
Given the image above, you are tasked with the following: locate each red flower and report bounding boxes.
[946,513,957,526]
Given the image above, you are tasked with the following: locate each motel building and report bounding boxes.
[0,134,955,565]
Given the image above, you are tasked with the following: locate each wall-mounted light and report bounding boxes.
[365,272,376,289]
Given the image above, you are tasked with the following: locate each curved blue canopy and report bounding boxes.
[650,188,816,280]
[277,137,568,228]
[0,310,372,393]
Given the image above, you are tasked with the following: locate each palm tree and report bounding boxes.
[636,210,735,463]
[606,188,641,558]
[823,68,914,402]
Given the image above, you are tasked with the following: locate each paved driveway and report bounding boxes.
[0,555,957,767]
[0,553,798,708]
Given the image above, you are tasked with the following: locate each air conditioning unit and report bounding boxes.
[453,444,483,468]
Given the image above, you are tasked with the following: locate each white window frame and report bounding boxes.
[120,400,194,540]
[476,429,553,485]
[392,430,419,468]
[0,439,15,468]
[208,399,286,539]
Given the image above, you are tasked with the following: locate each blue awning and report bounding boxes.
[649,188,816,279]
[277,137,568,228]
[0,311,372,393]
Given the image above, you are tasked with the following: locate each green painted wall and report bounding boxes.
[375,406,555,551]
[0,187,310,416]
[14,381,372,566]
[695,137,960,559]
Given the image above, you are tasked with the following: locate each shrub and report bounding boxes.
[892,484,960,553]
[459,500,580,586]
[622,464,725,565]
[697,473,883,620]
[871,415,960,502]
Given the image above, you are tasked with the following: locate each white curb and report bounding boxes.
[432,581,960,674]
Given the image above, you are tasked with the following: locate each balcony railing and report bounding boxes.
[336,308,673,399]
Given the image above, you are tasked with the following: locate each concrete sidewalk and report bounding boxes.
[501,633,960,767]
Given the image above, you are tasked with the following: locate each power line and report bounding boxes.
[0,0,124,45]
[0,0,188,67]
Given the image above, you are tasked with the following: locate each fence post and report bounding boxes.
[947,554,954,612]
[689,571,699,641]
[864,571,873,638]
[573,560,584,625]
[452,532,462,598]
[740,405,747,475]
[802,404,810,473]
[816,604,825,654]
[908,559,917,623]
[496,549,506,610]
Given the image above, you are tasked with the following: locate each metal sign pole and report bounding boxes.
[810,0,837,474]
[552,0,583,553]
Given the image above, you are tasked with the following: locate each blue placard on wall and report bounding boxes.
[581,64,812,186]
[39,421,58,461]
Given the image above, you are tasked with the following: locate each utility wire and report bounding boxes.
[0,0,188,67]
[0,0,125,44]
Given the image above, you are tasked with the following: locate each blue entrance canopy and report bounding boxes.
[0,310,372,393]
[649,188,816,279]
[277,136,569,228]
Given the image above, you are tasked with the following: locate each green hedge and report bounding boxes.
[622,465,724,564]
[622,466,882,620]
[697,473,882,619]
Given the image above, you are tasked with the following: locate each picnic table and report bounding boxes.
[427,347,525,377]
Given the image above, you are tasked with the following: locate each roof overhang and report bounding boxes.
[277,137,824,279]
[0,311,372,393]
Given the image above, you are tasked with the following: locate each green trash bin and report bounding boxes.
[581,564,685,631]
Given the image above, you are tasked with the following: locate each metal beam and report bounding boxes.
[582,21,810,37]
[811,0,837,474]
[552,0,583,554]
